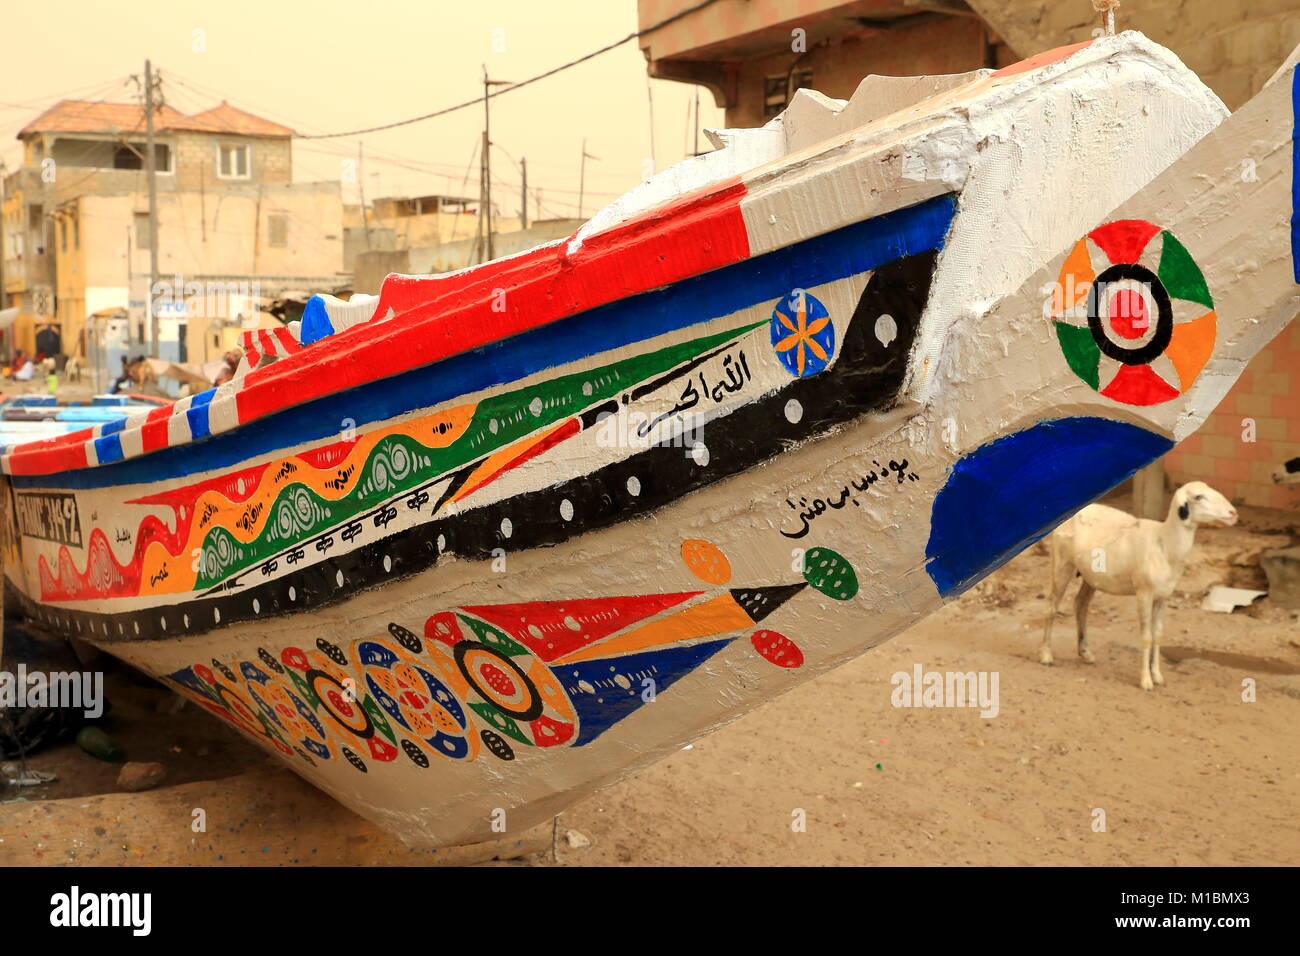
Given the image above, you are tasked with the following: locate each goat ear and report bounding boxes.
[1178,502,1190,520]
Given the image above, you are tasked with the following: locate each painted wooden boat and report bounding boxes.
[2,34,1296,847]
[0,395,167,446]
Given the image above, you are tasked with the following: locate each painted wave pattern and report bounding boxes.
[39,323,760,601]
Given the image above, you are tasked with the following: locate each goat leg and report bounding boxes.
[1137,591,1155,691]
[1151,599,1166,686]
[1075,581,1096,663]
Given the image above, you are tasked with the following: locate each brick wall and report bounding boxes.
[1163,323,1300,510]
[172,132,291,190]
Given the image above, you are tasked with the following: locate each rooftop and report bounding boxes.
[19,99,295,140]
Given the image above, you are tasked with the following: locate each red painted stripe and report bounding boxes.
[274,326,301,352]
[456,417,582,501]
[236,178,750,422]
[4,178,750,476]
[10,425,97,453]
[240,331,261,368]
[992,40,1094,78]
[140,404,173,453]
[6,441,88,474]
[258,329,276,355]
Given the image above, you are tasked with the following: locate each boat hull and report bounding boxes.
[2,35,1296,847]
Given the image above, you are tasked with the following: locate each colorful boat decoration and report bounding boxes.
[1,33,1296,847]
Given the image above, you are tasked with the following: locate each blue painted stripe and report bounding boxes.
[186,388,217,440]
[1292,66,1299,283]
[93,433,125,465]
[15,194,956,490]
[99,416,129,436]
[925,417,1174,598]
[299,296,334,345]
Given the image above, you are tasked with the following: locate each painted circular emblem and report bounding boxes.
[771,290,834,378]
[1052,219,1215,406]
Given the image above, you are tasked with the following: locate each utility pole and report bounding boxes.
[481,65,511,263]
[479,129,489,263]
[0,160,7,320]
[358,142,372,251]
[520,156,528,231]
[694,87,701,157]
[578,140,599,219]
[144,59,160,357]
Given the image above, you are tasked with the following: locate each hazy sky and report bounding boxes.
[0,0,725,221]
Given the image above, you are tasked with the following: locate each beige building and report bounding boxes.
[2,98,348,372]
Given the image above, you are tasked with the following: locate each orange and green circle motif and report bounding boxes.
[1051,219,1215,406]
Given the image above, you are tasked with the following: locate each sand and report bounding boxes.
[546,505,1300,866]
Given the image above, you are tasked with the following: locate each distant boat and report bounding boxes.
[1,33,1295,847]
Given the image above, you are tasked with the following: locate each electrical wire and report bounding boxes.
[298,0,723,139]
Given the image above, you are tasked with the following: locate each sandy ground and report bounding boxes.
[547,503,1300,866]
[3,497,1298,865]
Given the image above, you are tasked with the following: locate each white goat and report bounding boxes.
[1038,481,1237,690]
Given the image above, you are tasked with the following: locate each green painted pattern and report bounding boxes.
[1054,322,1100,391]
[459,613,529,656]
[194,323,761,588]
[1156,232,1213,309]
[803,546,859,601]
[470,702,533,746]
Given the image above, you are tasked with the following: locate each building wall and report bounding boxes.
[171,132,292,190]
[50,183,346,363]
[728,16,1001,128]
[967,0,1300,109]
[1162,323,1300,511]
[640,0,884,62]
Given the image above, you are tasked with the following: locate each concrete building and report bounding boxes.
[353,217,584,295]
[638,1,1014,129]
[638,0,1300,123]
[2,98,349,376]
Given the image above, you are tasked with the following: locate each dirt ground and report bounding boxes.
[548,498,1300,866]
[3,495,1298,866]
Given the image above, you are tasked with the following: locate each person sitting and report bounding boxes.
[109,356,132,394]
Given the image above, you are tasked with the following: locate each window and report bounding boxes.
[112,143,169,171]
[134,212,151,250]
[60,220,67,253]
[216,143,251,179]
[73,215,79,251]
[267,213,289,248]
[113,145,143,170]
[763,69,813,118]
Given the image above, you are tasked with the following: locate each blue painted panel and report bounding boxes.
[1292,66,1299,283]
[560,639,733,746]
[186,388,216,440]
[299,296,334,346]
[17,194,956,491]
[925,417,1174,598]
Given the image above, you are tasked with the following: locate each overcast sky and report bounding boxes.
[0,0,725,221]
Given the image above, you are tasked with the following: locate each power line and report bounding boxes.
[299,0,723,140]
